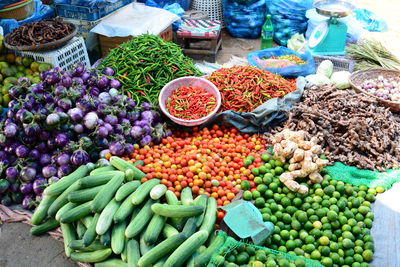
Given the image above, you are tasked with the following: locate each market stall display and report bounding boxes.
[98,34,201,105]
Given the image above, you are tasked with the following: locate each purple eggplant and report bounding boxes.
[57,153,70,166]
[15,145,29,158]
[102,67,115,76]
[55,133,69,147]
[33,178,47,195]
[42,165,57,178]
[20,167,37,182]
[109,141,125,156]
[5,167,18,180]
[57,165,72,177]
[20,182,33,194]
[70,150,90,165]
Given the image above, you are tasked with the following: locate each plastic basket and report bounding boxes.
[158,76,221,127]
[15,37,90,71]
[190,0,223,22]
[0,0,34,20]
[313,54,354,72]
[55,0,131,21]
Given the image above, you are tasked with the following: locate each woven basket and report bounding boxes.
[349,68,400,112]
[0,0,34,20]
[4,23,77,52]
[190,0,223,23]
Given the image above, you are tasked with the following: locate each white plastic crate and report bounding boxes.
[16,37,90,71]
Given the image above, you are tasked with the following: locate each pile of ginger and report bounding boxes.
[270,129,329,194]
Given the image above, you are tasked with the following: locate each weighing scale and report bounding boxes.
[309,0,355,55]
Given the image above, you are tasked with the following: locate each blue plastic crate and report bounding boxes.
[55,0,131,21]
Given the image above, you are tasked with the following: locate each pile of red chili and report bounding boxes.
[207,66,297,112]
[166,85,217,120]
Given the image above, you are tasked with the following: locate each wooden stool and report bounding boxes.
[176,19,222,63]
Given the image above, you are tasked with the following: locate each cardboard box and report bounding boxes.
[99,25,173,57]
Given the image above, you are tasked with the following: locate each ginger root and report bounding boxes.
[269,129,330,194]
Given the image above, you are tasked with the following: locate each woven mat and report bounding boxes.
[0,204,90,267]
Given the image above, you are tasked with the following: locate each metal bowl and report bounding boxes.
[315,0,355,18]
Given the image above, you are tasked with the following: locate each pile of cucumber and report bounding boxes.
[30,156,218,267]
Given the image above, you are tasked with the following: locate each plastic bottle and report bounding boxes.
[260,14,274,49]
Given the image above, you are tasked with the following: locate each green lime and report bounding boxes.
[274,166,284,175]
[244,158,253,167]
[282,213,292,224]
[261,154,270,162]
[358,206,370,215]
[352,226,362,236]
[362,249,373,262]
[262,213,271,222]
[243,190,253,200]
[331,252,340,264]
[304,244,315,253]
[277,246,287,253]
[315,188,324,197]
[291,220,301,231]
[259,166,267,174]
[344,248,354,257]
[344,256,354,265]
[312,221,322,229]
[254,176,263,185]
[296,211,308,223]
[330,242,339,252]
[252,191,261,199]
[316,209,327,218]
[342,231,355,241]
[364,241,374,251]
[264,163,272,170]
[257,184,268,194]
[345,186,354,196]
[264,189,274,198]
[286,240,296,250]
[355,213,364,222]
[241,180,251,190]
[265,260,277,267]
[292,197,302,208]
[304,221,313,231]
[327,210,338,222]
[321,257,333,267]
[319,236,330,246]
[263,175,273,185]
[364,218,373,228]
[269,183,278,192]
[255,197,266,208]
[252,261,264,267]
[343,238,354,249]
[286,206,297,215]
[280,197,291,207]
[354,253,363,263]
[310,250,321,260]
[252,168,260,176]
[323,185,335,196]
[354,246,363,254]
[348,218,357,227]
[305,235,315,244]
[281,230,290,240]
[269,159,276,168]
[236,253,249,264]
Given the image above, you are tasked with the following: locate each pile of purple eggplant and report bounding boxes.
[0,63,171,209]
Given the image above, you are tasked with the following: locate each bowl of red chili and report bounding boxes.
[159,76,221,126]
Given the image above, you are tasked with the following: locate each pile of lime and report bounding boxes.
[240,154,376,267]
[213,243,311,267]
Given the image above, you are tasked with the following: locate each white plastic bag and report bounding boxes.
[305,74,331,86]
[91,3,180,37]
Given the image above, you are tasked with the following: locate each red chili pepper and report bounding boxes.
[206,66,296,112]
[166,86,217,120]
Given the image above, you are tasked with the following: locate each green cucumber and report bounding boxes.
[90,166,116,175]
[110,156,145,180]
[76,220,87,239]
[164,230,209,267]
[151,203,204,218]
[83,213,100,246]
[131,179,160,205]
[96,199,121,235]
[68,185,105,204]
[165,191,185,230]
[181,187,193,205]
[193,233,226,267]
[114,192,138,223]
[163,224,179,238]
[79,171,123,188]
[125,199,157,239]
[30,219,59,236]
[127,239,140,267]
[111,220,127,254]
[181,217,198,237]
[121,238,129,262]
[193,194,208,227]
[149,184,167,200]
[31,194,57,225]
[199,197,217,235]
[115,181,141,201]
[91,172,125,213]
[60,223,77,257]
[68,239,86,250]
[75,240,106,252]
[153,257,167,267]
[70,248,112,263]
[81,215,93,228]
[100,229,111,246]
[55,202,78,222]
[47,180,81,217]
[44,165,88,196]
[139,232,154,256]
[95,259,128,267]
[137,233,186,267]
[143,214,166,245]
[60,201,93,224]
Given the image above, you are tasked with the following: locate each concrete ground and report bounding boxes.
[0,1,399,266]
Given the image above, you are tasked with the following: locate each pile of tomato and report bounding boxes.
[124,125,266,207]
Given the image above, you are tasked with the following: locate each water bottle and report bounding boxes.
[260,14,274,49]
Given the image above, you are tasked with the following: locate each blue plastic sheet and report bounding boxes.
[223,0,266,39]
[146,0,184,31]
[54,0,119,7]
[266,0,313,46]
[247,46,315,78]
[0,0,55,35]
[0,0,18,9]
[353,8,388,32]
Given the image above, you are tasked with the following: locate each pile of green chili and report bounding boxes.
[98,34,202,105]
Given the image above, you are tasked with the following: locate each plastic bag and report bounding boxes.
[306,8,364,43]
[247,46,315,78]
[146,0,184,31]
[91,3,179,37]
[0,0,19,8]
[305,74,331,86]
[223,0,266,38]
[353,8,388,32]
[266,0,313,46]
[287,33,307,52]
